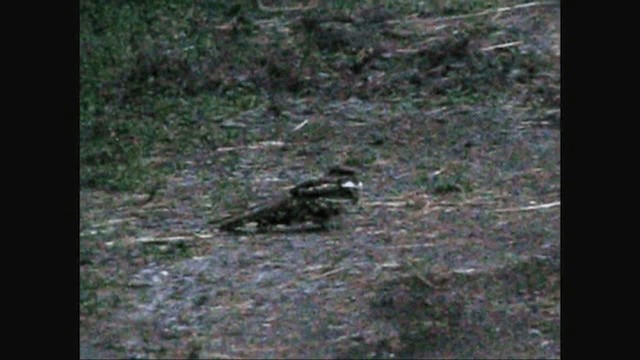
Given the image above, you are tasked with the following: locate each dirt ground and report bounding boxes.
[80,2,560,358]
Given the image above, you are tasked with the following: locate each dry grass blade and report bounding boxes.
[387,1,557,25]
[379,243,435,250]
[309,266,346,280]
[494,201,560,213]
[216,141,286,153]
[257,0,318,12]
[136,235,195,244]
[203,352,239,359]
[404,258,435,288]
[292,119,309,132]
[93,217,137,227]
[481,41,524,52]
[365,200,407,207]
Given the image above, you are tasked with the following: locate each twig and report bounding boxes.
[365,201,407,207]
[416,205,445,217]
[310,266,346,280]
[379,243,435,249]
[422,106,449,117]
[303,263,328,273]
[276,267,346,291]
[481,41,523,52]
[136,235,194,244]
[257,0,318,12]
[195,232,215,239]
[378,261,402,269]
[292,119,308,132]
[452,268,477,274]
[391,38,447,56]
[203,353,238,360]
[216,141,285,152]
[89,217,137,229]
[494,201,560,213]
[329,334,355,344]
[404,259,435,288]
[276,279,298,290]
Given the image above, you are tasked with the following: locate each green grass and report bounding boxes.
[415,161,473,194]
[80,0,552,192]
[80,0,264,191]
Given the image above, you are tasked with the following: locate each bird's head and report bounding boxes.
[327,166,362,203]
[338,178,363,204]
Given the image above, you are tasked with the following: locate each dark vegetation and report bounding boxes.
[80,0,560,358]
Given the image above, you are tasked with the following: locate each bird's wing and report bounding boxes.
[216,196,289,230]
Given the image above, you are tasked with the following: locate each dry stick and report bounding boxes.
[404,259,435,288]
[494,201,560,213]
[423,106,449,117]
[257,0,318,12]
[365,201,407,207]
[276,279,298,290]
[310,266,346,280]
[216,141,285,153]
[204,353,237,360]
[136,235,195,244]
[93,217,137,227]
[292,119,308,132]
[417,205,445,217]
[276,266,346,291]
[379,243,435,250]
[395,37,445,54]
[481,40,524,52]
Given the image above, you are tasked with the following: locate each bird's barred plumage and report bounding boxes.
[217,166,361,232]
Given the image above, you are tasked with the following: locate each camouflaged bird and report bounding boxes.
[217,166,362,232]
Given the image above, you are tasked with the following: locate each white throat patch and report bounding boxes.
[341,180,363,189]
